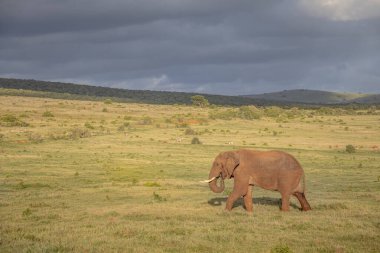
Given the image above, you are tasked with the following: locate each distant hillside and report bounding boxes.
[350,94,380,104]
[243,89,380,104]
[1,78,379,106]
[0,77,271,106]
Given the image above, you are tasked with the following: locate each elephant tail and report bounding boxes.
[302,174,306,193]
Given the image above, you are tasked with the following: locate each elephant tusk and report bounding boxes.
[199,176,218,183]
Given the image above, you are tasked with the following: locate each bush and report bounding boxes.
[185,128,197,135]
[28,133,44,143]
[271,245,293,253]
[285,107,303,118]
[191,137,202,144]
[264,106,283,118]
[42,111,54,117]
[191,95,209,107]
[144,182,161,187]
[238,106,262,120]
[117,125,126,132]
[22,208,32,217]
[209,109,236,120]
[209,106,262,121]
[153,192,167,202]
[0,114,29,127]
[66,128,91,140]
[139,116,153,125]
[317,107,334,115]
[346,144,356,153]
[176,122,189,128]
[104,99,113,104]
[84,122,95,129]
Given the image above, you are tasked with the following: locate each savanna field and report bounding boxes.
[1,95,379,253]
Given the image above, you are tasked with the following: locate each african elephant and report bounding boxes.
[204,149,311,212]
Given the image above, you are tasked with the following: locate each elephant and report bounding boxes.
[204,149,311,212]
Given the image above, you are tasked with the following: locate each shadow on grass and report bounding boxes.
[207,197,300,210]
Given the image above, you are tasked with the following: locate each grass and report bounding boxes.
[0,95,379,252]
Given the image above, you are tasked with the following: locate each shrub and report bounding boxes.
[153,192,167,202]
[346,144,356,153]
[22,208,32,217]
[48,133,66,141]
[185,128,197,135]
[139,116,153,125]
[84,122,95,129]
[191,95,209,107]
[66,128,91,140]
[104,99,113,104]
[264,106,283,118]
[176,122,189,128]
[144,182,161,187]
[271,245,293,253]
[28,133,44,143]
[191,137,202,144]
[285,107,303,118]
[0,114,29,127]
[42,111,54,117]
[238,106,262,120]
[317,107,335,115]
[210,106,262,121]
[209,109,236,120]
[19,113,29,118]
[117,123,129,132]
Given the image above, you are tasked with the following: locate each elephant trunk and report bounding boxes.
[208,170,224,193]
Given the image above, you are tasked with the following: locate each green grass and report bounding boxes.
[0,95,379,252]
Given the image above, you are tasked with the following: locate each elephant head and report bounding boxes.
[207,151,240,193]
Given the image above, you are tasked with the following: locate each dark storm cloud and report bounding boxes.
[1,0,379,95]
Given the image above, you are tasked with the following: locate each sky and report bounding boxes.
[1,0,380,95]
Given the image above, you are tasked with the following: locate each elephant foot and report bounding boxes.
[293,192,311,211]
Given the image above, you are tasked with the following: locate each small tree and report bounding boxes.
[191,137,202,144]
[42,111,54,117]
[191,95,209,107]
[346,144,356,153]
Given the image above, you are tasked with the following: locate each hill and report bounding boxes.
[243,89,380,104]
[0,77,272,106]
[1,77,379,106]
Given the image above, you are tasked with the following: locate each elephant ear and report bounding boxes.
[222,151,240,178]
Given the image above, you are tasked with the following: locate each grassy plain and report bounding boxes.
[1,95,379,253]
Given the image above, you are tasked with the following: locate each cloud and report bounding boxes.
[0,0,379,95]
[299,0,380,21]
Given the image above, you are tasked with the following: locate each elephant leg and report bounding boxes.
[225,191,242,211]
[280,192,290,211]
[243,185,253,212]
[293,192,311,211]
[226,181,248,211]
